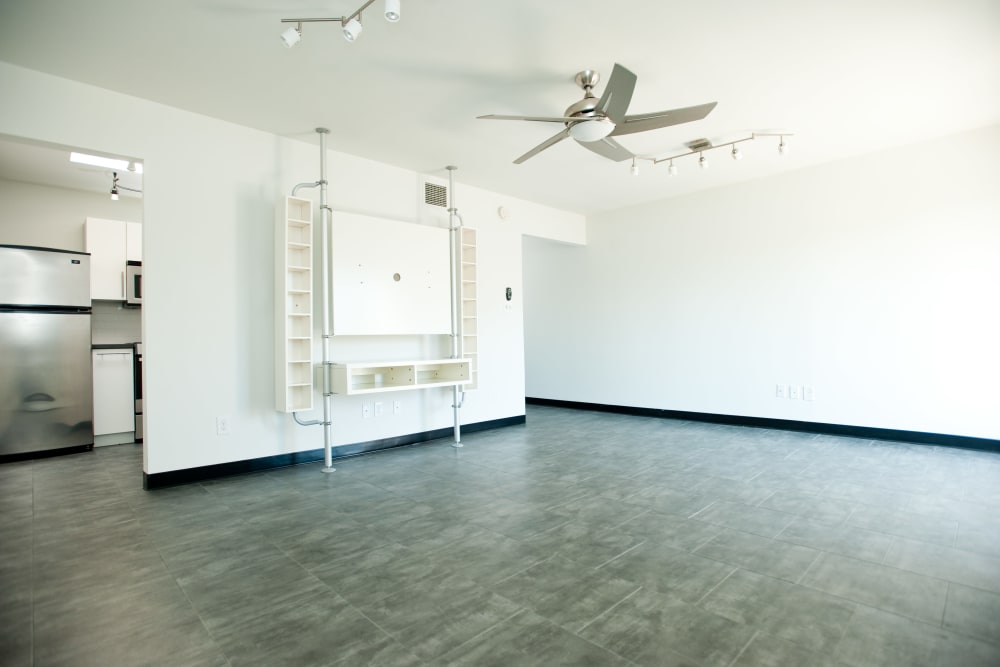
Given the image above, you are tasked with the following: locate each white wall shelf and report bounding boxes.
[275,196,314,413]
[460,227,479,390]
[331,359,471,395]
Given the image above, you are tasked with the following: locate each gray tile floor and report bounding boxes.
[3,405,1000,666]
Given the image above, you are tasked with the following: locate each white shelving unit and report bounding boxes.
[460,227,478,390]
[275,196,314,413]
[331,359,471,395]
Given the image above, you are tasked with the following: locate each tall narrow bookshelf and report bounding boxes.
[460,227,478,390]
[275,196,314,412]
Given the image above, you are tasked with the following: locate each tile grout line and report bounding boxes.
[694,566,738,607]
[726,629,760,667]
[795,550,824,586]
[593,539,647,570]
[576,584,644,634]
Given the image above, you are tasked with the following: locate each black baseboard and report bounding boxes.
[0,443,93,464]
[143,414,526,490]
[525,397,1000,454]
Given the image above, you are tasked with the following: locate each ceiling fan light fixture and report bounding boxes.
[384,0,400,22]
[343,17,363,42]
[568,118,615,143]
[281,23,302,48]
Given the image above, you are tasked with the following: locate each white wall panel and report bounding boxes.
[524,123,1000,440]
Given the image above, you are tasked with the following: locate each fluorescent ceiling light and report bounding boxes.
[70,152,130,170]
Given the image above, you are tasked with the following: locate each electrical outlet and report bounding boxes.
[789,385,801,400]
[362,402,372,419]
[775,384,787,399]
[216,416,231,436]
[393,400,401,415]
[803,385,815,401]
[374,401,384,417]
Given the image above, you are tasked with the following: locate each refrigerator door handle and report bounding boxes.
[121,271,126,300]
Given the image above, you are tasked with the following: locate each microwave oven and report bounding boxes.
[125,260,142,307]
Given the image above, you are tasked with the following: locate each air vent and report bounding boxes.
[424,182,448,208]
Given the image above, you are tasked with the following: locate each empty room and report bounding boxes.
[1,1,999,665]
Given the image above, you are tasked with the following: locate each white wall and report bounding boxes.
[525,123,1000,440]
[0,61,586,476]
[0,179,142,251]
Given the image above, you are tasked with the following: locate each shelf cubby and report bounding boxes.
[332,359,470,395]
[459,227,478,390]
[275,196,314,413]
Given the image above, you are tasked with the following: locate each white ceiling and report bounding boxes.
[1,0,998,214]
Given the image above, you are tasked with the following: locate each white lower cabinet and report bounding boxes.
[92,349,135,442]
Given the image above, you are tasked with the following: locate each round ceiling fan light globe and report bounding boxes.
[568,118,615,143]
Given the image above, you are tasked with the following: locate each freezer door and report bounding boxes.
[0,245,91,308]
[0,312,94,455]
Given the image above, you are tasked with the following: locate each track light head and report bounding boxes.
[630,158,639,177]
[699,153,708,170]
[731,145,742,160]
[110,172,120,201]
[778,136,788,155]
[384,0,401,22]
[281,23,302,48]
[343,17,363,41]
[668,160,678,176]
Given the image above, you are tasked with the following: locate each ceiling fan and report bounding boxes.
[478,64,717,164]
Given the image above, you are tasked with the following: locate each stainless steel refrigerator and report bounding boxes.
[0,245,93,458]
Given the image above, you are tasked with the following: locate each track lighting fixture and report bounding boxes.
[342,17,363,42]
[280,0,401,47]
[384,0,400,22]
[109,171,142,201]
[630,132,792,177]
[280,23,302,48]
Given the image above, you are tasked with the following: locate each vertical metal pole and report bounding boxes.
[318,128,336,473]
[447,166,463,448]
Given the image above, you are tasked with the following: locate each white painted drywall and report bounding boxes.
[0,61,585,476]
[0,179,142,251]
[525,123,1000,440]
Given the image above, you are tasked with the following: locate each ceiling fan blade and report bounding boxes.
[577,136,634,162]
[594,63,637,124]
[513,128,570,164]
[479,114,579,123]
[610,102,718,137]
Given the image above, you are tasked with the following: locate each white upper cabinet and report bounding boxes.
[85,217,141,300]
[126,222,142,262]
